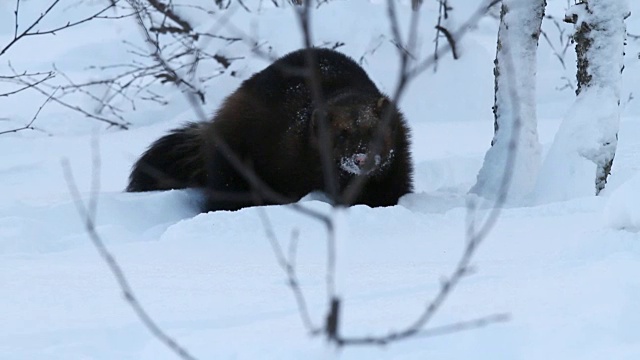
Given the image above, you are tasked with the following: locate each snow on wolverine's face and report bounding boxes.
[339,150,394,176]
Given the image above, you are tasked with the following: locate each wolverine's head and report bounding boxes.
[310,93,399,177]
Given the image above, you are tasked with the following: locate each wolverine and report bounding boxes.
[127,48,413,212]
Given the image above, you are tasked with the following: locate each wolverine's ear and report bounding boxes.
[376,96,397,131]
[376,96,390,113]
[376,96,395,120]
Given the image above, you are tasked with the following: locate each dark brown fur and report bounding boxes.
[127,48,413,212]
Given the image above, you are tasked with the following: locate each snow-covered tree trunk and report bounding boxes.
[470,0,546,202]
[535,0,629,202]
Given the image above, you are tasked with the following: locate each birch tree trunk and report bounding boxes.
[534,0,629,202]
[470,0,546,202]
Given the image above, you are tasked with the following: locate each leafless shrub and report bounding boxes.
[0,0,134,132]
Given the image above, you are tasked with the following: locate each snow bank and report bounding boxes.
[0,190,200,254]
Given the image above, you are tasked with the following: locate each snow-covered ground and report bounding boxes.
[2,1,640,359]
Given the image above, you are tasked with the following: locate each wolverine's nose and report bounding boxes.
[354,154,368,167]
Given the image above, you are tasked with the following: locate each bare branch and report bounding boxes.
[0,86,58,136]
[125,0,206,103]
[0,70,55,97]
[9,70,130,129]
[257,208,321,335]
[146,0,194,35]
[410,0,501,78]
[435,25,459,60]
[339,313,510,345]
[1,0,62,57]
[13,0,20,40]
[323,0,509,346]
[19,2,132,38]
[1,1,128,58]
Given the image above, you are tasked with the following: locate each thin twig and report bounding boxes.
[340,313,510,345]
[22,80,130,129]
[256,208,321,335]
[146,0,194,35]
[19,2,130,37]
[1,1,127,57]
[0,70,55,97]
[333,0,510,346]
[61,136,198,360]
[1,0,61,57]
[410,0,501,78]
[435,25,458,60]
[13,0,20,40]
[0,86,58,136]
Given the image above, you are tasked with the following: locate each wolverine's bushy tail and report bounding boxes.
[127,122,207,192]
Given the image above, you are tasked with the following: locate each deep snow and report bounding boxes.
[1,1,640,359]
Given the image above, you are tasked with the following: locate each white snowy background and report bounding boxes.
[1,0,640,359]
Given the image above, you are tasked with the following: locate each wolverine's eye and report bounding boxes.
[337,129,349,143]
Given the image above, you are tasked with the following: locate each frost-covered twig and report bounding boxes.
[61,136,199,360]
